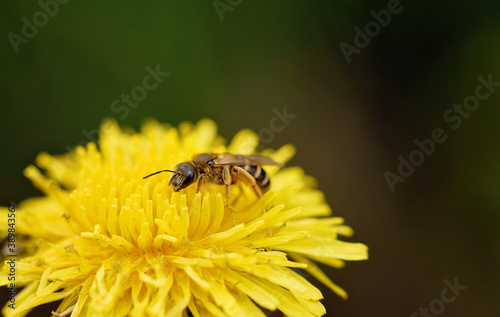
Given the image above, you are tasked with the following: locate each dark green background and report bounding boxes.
[1,1,499,316]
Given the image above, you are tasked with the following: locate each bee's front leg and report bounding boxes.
[222,166,232,207]
[196,175,206,193]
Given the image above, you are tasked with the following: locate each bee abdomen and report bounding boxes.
[242,165,270,191]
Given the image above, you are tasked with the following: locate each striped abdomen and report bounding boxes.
[240,165,270,192]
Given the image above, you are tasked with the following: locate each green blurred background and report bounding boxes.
[1,1,500,316]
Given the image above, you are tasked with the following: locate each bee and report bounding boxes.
[143,153,283,202]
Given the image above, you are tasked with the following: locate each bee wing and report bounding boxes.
[213,154,284,167]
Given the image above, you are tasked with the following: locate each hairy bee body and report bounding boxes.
[143,153,282,202]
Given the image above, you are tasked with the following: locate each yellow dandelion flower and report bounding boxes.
[1,119,368,317]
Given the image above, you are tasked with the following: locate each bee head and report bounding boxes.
[169,162,198,191]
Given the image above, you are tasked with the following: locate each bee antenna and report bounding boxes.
[142,169,177,179]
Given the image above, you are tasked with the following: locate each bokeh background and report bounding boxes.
[2,1,500,316]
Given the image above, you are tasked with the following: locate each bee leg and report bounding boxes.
[232,166,263,199]
[225,185,231,207]
[222,166,232,207]
[197,175,206,193]
[197,176,206,212]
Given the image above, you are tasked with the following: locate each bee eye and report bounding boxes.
[208,161,214,166]
[184,170,194,183]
